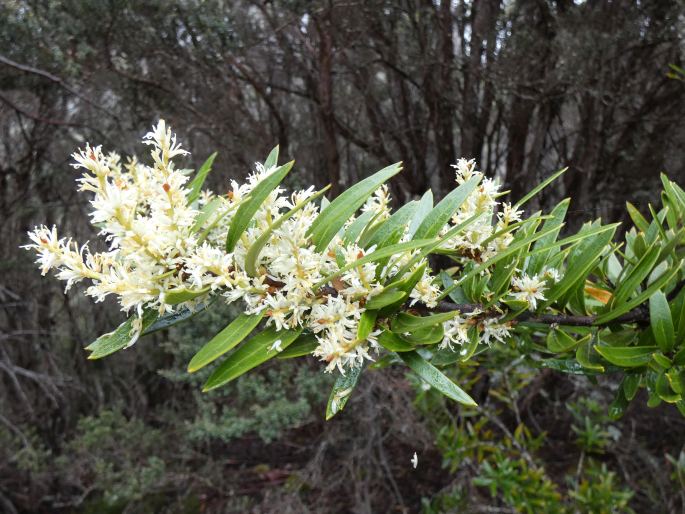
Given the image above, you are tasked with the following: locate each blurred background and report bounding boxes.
[1,1,685,513]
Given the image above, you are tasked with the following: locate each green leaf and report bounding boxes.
[188,312,264,372]
[656,372,681,403]
[357,310,378,340]
[514,167,566,209]
[244,185,330,276]
[400,324,445,345]
[540,358,602,375]
[191,196,222,232]
[264,145,279,169]
[203,326,302,391]
[343,210,376,245]
[314,239,435,290]
[163,286,210,305]
[86,309,159,360]
[397,351,477,406]
[326,365,363,419]
[366,200,418,249]
[626,202,650,233]
[526,198,569,276]
[621,374,641,401]
[365,289,408,310]
[542,224,616,307]
[276,333,318,359]
[608,389,629,420]
[391,311,460,333]
[612,243,660,306]
[226,161,294,251]
[378,331,415,352]
[576,337,605,372]
[187,152,217,205]
[413,175,481,240]
[595,263,681,324]
[650,291,675,353]
[143,300,213,335]
[594,345,656,368]
[547,329,583,353]
[308,162,402,252]
[407,190,433,239]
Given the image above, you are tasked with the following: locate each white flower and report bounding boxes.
[510,273,547,311]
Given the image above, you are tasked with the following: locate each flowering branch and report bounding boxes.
[23,120,685,420]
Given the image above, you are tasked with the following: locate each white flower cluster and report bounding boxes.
[24,121,536,374]
[444,158,523,260]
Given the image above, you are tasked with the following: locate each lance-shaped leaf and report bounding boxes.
[143,300,214,335]
[313,239,435,290]
[188,312,264,372]
[226,160,294,251]
[244,185,330,276]
[187,152,217,205]
[513,167,566,209]
[547,329,587,353]
[594,345,657,368]
[365,289,407,310]
[413,175,481,240]
[542,224,616,307]
[594,263,681,324]
[407,190,433,239]
[276,333,318,359]
[326,365,364,420]
[400,323,445,345]
[366,200,418,249]
[86,309,159,359]
[203,326,302,391]
[343,210,375,245]
[650,291,675,353]
[163,286,210,305]
[576,337,605,372]
[191,196,223,232]
[611,243,660,306]
[307,162,402,252]
[264,145,279,169]
[526,198,569,276]
[391,311,461,333]
[357,310,378,340]
[378,331,415,352]
[397,351,477,406]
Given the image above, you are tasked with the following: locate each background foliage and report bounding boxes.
[1,1,685,512]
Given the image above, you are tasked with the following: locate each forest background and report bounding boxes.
[1,1,685,512]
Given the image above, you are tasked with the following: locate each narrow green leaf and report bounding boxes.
[365,289,408,310]
[188,312,264,372]
[343,210,376,245]
[276,333,318,359]
[226,161,294,252]
[621,374,641,401]
[626,202,650,233]
[407,190,433,239]
[187,152,217,205]
[514,167,566,209]
[547,329,583,353]
[163,286,210,305]
[594,345,657,368]
[391,311,460,333]
[203,326,302,391]
[143,300,213,335]
[595,264,681,324]
[397,351,477,406]
[413,175,481,240]
[326,365,363,419]
[527,198,569,276]
[378,331,415,352]
[264,145,279,169]
[314,239,435,290]
[357,310,378,340]
[576,337,605,372]
[650,291,675,353]
[366,200,418,249]
[612,243,660,306]
[86,309,159,359]
[191,197,222,232]
[542,224,616,307]
[308,162,402,252]
[400,324,445,345]
[244,185,330,276]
